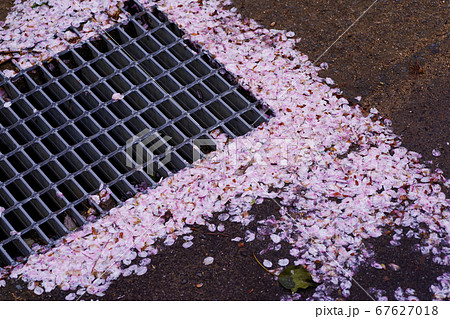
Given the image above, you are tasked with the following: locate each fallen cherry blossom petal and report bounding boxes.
[135,266,148,276]
[245,230,255,242]
[203,257,214,265]
[139,258,152,266]
[278,258,289,267]
[270,234,281,244]
[371,262,384,270]
[182,241,193,249]
[112,93,124,100]
[432,149,441,157]
[65,293,77,301]
[388,263,400,271]
[34,286,44,295]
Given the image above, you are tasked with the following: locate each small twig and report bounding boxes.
[205,232,229,237]
[11,292,23,301]
[0,49,44,55]
[253,252,277,277]
[91,238,111,275]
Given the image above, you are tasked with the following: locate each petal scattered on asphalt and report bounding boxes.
[203,257,214,266]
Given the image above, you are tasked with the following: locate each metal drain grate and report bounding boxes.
[0,1,269,267]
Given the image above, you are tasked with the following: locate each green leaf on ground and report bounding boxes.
[32,2,49,9]
[278,265,317,292]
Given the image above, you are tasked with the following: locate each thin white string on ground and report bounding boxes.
[313,0,380,65]
[247,0,379,131]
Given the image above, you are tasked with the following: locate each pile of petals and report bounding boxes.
[0,0,127,75]
[0,0,449,300]
[430,273,450,301]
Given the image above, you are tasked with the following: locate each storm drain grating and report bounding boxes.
[0,1,269,267]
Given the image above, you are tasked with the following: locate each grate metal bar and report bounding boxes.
[0,0,269,267]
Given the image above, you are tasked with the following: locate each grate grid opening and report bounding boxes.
[0,0,270,267]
